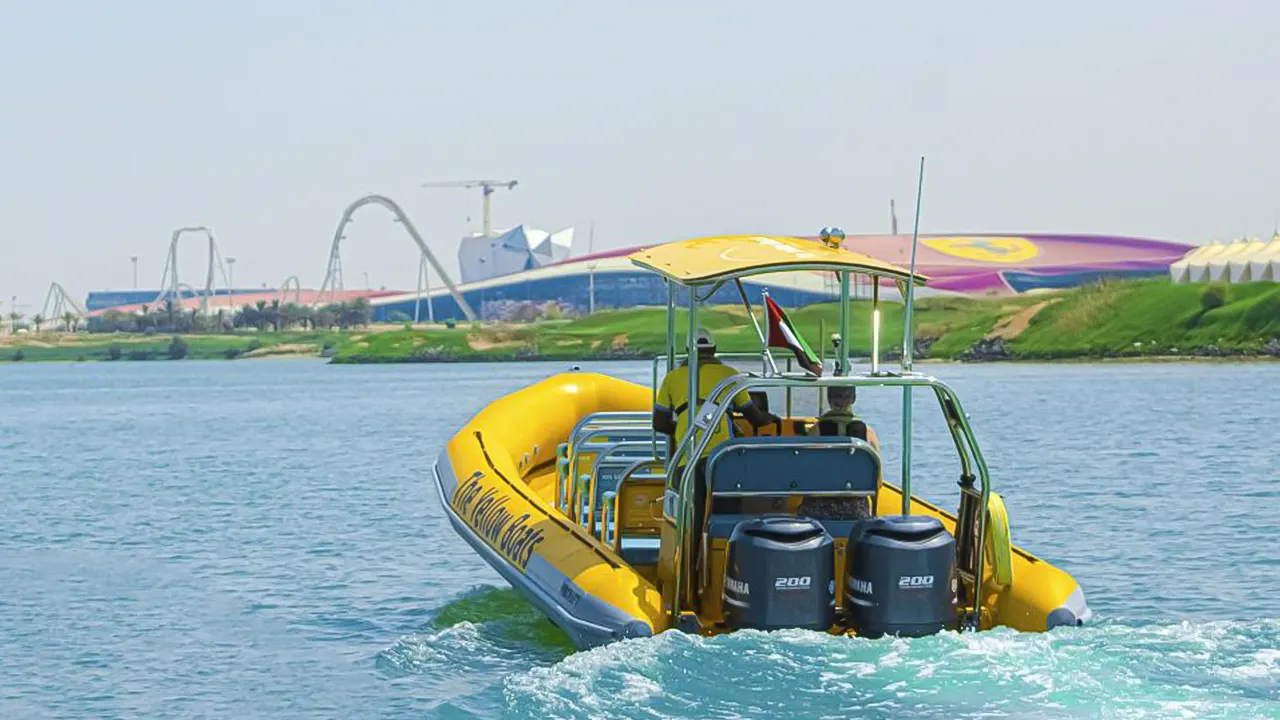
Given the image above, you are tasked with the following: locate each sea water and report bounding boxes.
[1,360,1276,719]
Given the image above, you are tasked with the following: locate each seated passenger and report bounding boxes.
[801,385,878,520]
[807,386,879,450]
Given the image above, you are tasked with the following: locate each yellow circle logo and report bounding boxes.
[922,236,1040,264]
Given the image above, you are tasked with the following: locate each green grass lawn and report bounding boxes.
[1010,279,1280,358]
[2,330,349,362]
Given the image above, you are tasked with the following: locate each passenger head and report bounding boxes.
[827,385,855,410]
[694,328,717,357]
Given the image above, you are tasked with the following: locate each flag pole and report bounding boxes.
[755,288,781,376]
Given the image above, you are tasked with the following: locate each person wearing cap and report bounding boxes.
[653,328,778,582]
[653,328,778,450]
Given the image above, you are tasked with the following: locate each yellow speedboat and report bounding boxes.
[432,233,1091,648]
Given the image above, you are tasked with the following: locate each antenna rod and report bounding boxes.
[901,157,926,370]
[899,156,926,517]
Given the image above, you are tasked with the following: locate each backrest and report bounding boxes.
[613,470,665,547]
[702,436,881,540]
[705,436,880,496]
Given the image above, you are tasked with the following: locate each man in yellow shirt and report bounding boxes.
[653,328,777,577]
[653,330,776,450]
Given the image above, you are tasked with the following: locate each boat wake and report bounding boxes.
[376,589,1277,718]
[503,618,1280,719]
[374,586,574,715]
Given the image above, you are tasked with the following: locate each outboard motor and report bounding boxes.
[845,515,956,638]
[722,516,835,631]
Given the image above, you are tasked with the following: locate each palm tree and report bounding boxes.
[31,314,44,332]
[253,300,269,331]
[61,312,78,332]
[293,304,315,331]
[314,305,337,330]
[6,311,20,333]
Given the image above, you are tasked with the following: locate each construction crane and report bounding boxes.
[420,179,517,237]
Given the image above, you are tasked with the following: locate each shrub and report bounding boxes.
[444,320,456,329]
[10,350,24,361]
[168,336,189,360]
[107,346,122,361]
[246,339,264,352]
[127,350,153,361]
[1200,284,1227,312]
[224,347,244,359]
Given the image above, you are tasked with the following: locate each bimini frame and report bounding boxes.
[628,226,992,629]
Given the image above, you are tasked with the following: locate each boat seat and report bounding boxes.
[610,462,666,562]
[706,436,880,494]
[703,436,880,537]
[586,447,666,511]
[619,537,660,566]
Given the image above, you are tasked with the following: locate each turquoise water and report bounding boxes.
[1,360,1277,718]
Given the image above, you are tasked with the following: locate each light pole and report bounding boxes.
[587,263,597,315]
[363,271,370,290]
[226,257,237,309]
[130,256,138,290]
[586,222,597,314]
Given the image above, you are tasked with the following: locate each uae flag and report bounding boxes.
[765,294,822,375]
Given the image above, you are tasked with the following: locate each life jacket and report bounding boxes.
[816,409,867,440]
[668,362,737,437]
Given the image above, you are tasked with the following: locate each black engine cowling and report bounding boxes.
[845,515,956,638]
[722,516,835,631]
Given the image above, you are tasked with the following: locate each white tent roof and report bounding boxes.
[1174,237,1280,284]
[1227,240,1269,282]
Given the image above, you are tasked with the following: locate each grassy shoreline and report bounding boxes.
[329,279,1280,364]
[3,279,1278,365]
[0,331,348,363]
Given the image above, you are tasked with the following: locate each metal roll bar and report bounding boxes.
[669,370,991,630]
[563,415,651,507]
[564,426,654,519]
[585,440,666,531]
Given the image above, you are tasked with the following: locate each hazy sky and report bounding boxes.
[2,0,1277,312]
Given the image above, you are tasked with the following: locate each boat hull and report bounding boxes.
[432,372,663,648]
[433,371,1090,649]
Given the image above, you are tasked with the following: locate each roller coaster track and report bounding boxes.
[40,282,88,321]
[278,275,302,304]
[152,226,232,314]
[317,194,476,320]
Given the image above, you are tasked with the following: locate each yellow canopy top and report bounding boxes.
[628,234,928,286]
